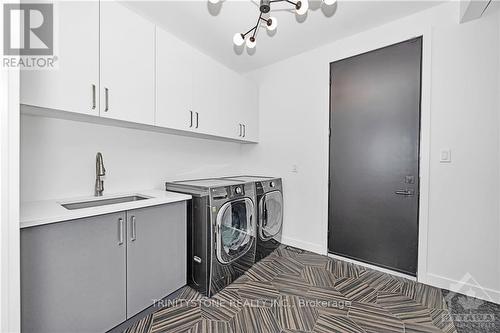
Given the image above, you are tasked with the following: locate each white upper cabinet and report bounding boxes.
[156,27,194,131]
[192,49,227,137]
[100,1,155,125]
[20,1,258,143]
[20,1,99,116]
[156,27,258,142]
[221,70,259,142]
[239,78,259,142]
[221,68,247,140]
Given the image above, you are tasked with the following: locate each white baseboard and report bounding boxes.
[327,254,417,281]
[426,273,500,305]
[281,236,326,255]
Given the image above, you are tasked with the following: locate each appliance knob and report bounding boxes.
[235,187,242,194]
[270,181,275,188]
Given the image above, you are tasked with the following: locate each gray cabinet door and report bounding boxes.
[21,212,127,333]
[126,202,187,317]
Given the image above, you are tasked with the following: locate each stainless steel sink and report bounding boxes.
[61,195,150,210]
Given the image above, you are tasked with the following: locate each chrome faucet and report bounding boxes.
[95,152,106,196]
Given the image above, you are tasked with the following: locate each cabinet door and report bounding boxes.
[126,202,187,317]
[100,1,155,125]
[240,78,259,142]
[221,68,245,140]
[156,27,194,131]
[20,1,99,116]
[21,213,127,333]
[192,50,228,136]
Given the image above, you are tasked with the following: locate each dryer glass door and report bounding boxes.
[216,198,255,264]
[259,191,283,241]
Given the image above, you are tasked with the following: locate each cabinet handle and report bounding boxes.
[104,88,109,112]
[238,124,242,137]
[91,84,96,110]
[130,216,136,241]
[195,112,199,128]
[189,111,193,128]
[118,218,124,245]
[243,124,246,138]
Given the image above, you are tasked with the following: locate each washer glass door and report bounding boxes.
[259,191,283,240]
[216,198,255,264]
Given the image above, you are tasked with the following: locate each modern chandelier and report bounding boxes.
[209,0,337,49]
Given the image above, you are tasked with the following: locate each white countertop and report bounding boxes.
[20,189,191,229]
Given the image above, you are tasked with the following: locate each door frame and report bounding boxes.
[326,33,432,284]
[0,60,21,331]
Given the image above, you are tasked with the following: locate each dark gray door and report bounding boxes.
[328,38,422,276]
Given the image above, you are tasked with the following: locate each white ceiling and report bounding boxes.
[126,0,442,73]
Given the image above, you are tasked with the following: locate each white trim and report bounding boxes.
[282,236,326,255]
[328,254,417,282]
[427,273,500,305]
[416,26,433,285]
[0,66,21,331]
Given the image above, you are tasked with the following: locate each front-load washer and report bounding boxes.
[224,176,283,263]
[166,178,257,297]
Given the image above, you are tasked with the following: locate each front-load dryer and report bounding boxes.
[166,178,257,297]
[224,176,283,263]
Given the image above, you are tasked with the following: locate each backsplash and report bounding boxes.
[21,113,244,202]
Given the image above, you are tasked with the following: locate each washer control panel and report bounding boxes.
[230,185,246,198]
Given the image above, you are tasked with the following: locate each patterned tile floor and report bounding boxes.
[123,246,497,333]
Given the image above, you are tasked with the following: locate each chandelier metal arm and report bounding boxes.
[270,0,299,5]
[242,11,265,39]
[252,12,264,38]
[235,0,318,47]
[242,26,256,38]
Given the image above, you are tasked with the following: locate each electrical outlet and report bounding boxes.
[440,149,451,163]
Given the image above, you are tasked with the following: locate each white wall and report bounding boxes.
[244,2,500,302]
[426,10,500,301]
[21,115,244,202]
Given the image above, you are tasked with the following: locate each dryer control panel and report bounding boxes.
[259,178,282,193]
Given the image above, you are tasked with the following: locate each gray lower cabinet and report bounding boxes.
[126,202,187,317]
[21,212,127,333]
[21,202,187,333]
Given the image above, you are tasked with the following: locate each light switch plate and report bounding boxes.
[440,149,451,163]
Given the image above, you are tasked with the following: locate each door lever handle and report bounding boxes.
[395,189,415,196]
